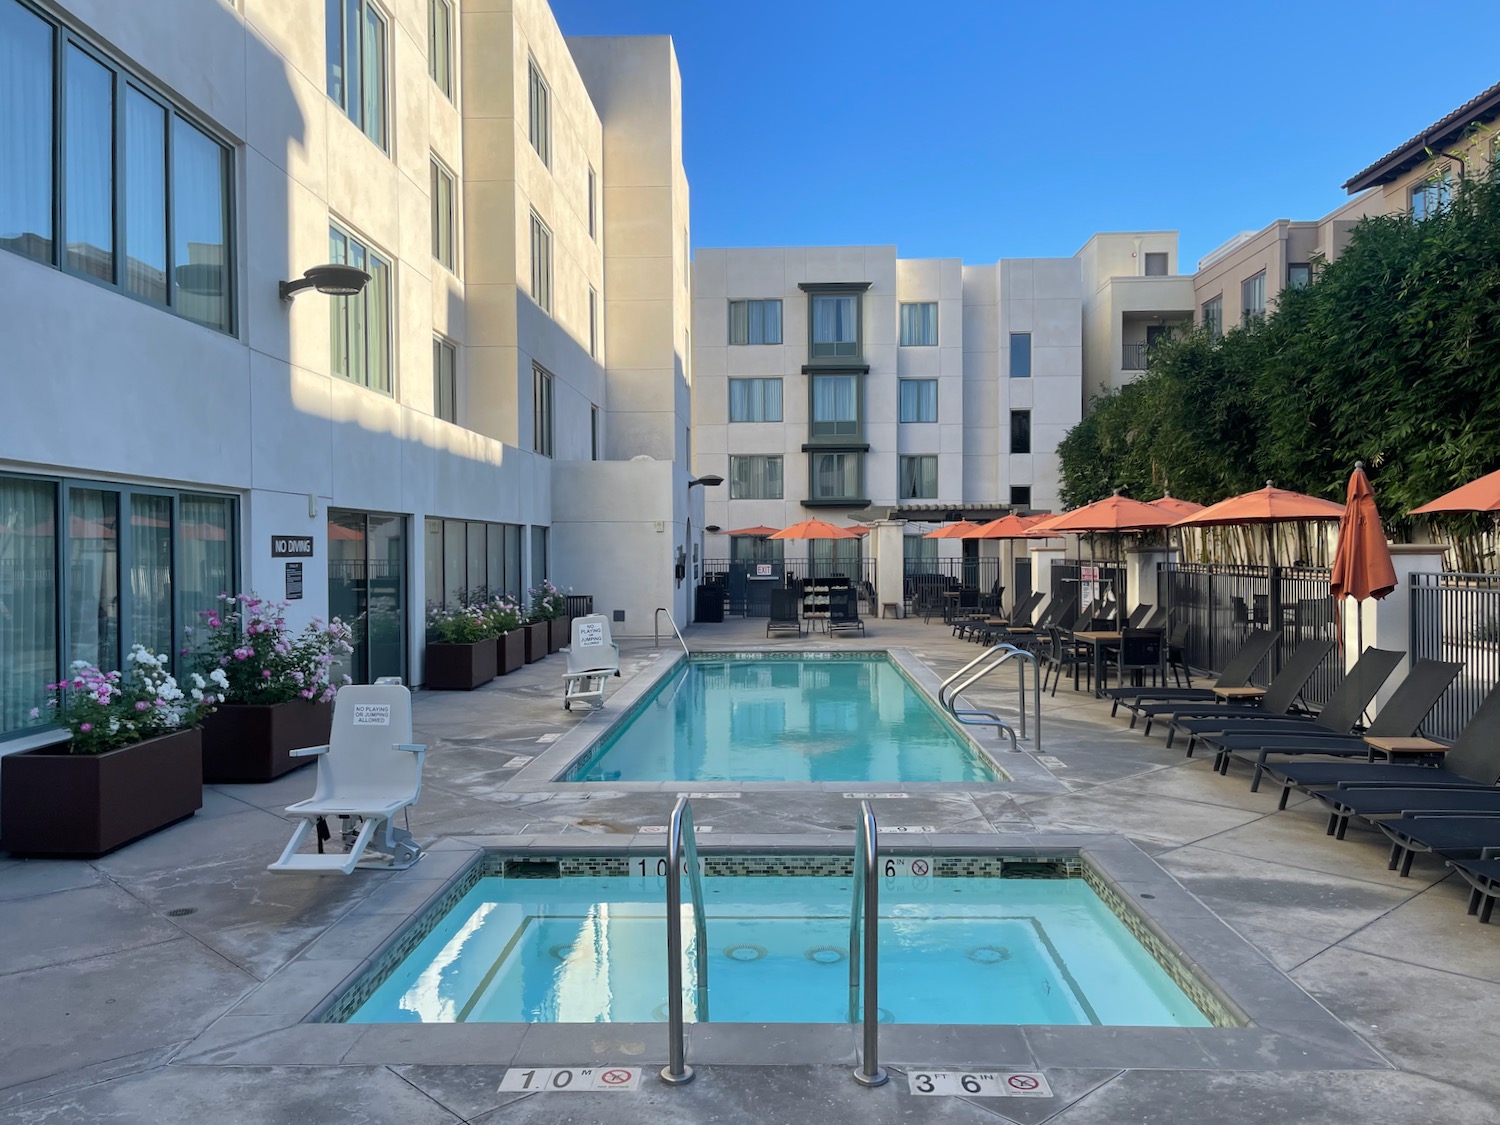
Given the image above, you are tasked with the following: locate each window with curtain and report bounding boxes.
[430,158,455,271]
[1287,263,1311,289]
[898,379,937,423]
[425,519,524,606]
[130,494,173,660]
[903,534,937,570]
[528,57,550,166]
[533,364,554,456]
[899,302,938,346]
[529,210,552,313]
[531,526,549,586]
[898,455,937,499]
[1,3,234,331]
[810,536,861,579]
[433,337,456,422]
[810,294,859,358]
[809,452,861,500]
[178,493,232,659]
[729,455,783,500]
[730,536,784,564]
[1410,174,1451,221]
[329,224,392,393]
[325,0,387,150]
[727,299,783,345]
[0,476,57,736]
[1009,332,1031,378]
[1010,410,1031,454]
[810,374,858,437]
[427,0,452,99]
[1202,295,1222,338]
[1242,271,1266,321]
[728,377,783,422]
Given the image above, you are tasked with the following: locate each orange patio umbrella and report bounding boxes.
[1330,463,1396,657]
[1149,492,1206,518]
[768,519,860,541]
[1030,492,1179,534]
[962,513,1047,539]
[725,525,781,537]
[1174,481,1344,532]
[922,520,980,539]
[1409,467,1500,514]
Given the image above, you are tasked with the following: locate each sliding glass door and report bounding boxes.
[328,509,406,685]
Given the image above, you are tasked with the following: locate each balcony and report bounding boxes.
[1122,343,1153,371]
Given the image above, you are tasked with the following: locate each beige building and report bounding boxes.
[1074,232,1193,400]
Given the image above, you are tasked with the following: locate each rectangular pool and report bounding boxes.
[343,865,1211,1027]
[563,655,1003,783]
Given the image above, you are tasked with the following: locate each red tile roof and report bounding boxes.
[1344,81,1500,193]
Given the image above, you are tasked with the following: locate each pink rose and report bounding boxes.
[79,722,92,733]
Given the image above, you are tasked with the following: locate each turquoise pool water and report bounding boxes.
[564,656,1001,782]
[346,872,1209,1026]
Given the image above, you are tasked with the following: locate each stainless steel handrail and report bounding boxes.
[660,796,709,1085]
[939,642,1024,709]
[848,800,887,1088]
[654,607,690,656]
[941,644,1043,752]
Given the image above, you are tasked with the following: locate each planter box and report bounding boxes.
[498,630,526,675]
[199,699,334,783]
[549,616,571,653]
[1,728,203,857]
[425,639,498,691]
[523,621,549,663]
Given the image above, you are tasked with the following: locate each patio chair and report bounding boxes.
[1448,850,1500,924]
[767,588,805,636]
[1041,625,1092,695]
[827,587,866,636]
[268,683,426,875]
[1210,657,1461,789]
[562,613,621,711]
[1111,628,1166,691]
[971,591,1046,643]
[1164,622,1191,688]
[1105,628,1278,722]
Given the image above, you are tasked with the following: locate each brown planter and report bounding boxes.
[523,621,549,663]
[1,728,203,857]
[498,630,526,675]
[199,699,334,783]
[549,616,571,653]
[425,639,498,690]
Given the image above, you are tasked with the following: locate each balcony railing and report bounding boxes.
[1122,343,1151,371]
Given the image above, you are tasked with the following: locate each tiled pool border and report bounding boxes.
[188,833,1388,1073]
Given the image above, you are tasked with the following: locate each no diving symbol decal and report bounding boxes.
[910,859,930,876]
[600,1070,633,1087]
[1007,1075,1041,1092]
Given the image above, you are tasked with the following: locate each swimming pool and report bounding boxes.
[562,655,1002,783]
[343,863,1210,1027]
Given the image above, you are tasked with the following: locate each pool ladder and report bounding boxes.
[661,796,710,1085]
[938,642,1043,753]
[654,607,689,656]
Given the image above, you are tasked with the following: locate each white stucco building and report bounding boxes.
[0,0,696,748]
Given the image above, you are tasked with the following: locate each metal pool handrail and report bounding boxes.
[660,796,709,1085]
[848,800,888,1088]
[939,643,1043,752]
[654,607,689,656]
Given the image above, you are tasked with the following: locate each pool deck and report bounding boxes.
[2,615,1497,1123]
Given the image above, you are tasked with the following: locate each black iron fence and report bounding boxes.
[1410,572,1500,741]
[903,557,1006,611]
[1158,562,1342,706]
[564,594,594,618]
[1051,561,1128,612]
[702,558,877,617]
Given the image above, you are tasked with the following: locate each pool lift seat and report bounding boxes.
[563,613,622,710]
[269,682,426,875]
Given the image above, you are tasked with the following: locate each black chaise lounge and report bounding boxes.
[766,588,804,637]
[1208,656,1460,789]
[827,587,865,636]
[1106,629,1279,720]
[1378,814,1500,877]
[1448,851,1500,924]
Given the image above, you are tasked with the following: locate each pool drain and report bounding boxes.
[967,945,1012,964]
[549,943,575,961]
[805,945,845,964]
[724,944,767,962]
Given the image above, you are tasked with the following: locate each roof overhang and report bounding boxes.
[1344,81,1500,193]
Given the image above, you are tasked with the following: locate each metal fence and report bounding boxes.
[1158,562,1343,706]
[564,594,594,618]
[903,557,1006,610]
[1051,561,1128,612]
[702,558,877,617]
[1409,572,1500,741]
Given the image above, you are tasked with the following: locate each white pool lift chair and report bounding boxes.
[268,682,426,874]
[562,614,621,710]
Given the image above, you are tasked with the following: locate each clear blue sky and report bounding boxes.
[551,0,1500,270]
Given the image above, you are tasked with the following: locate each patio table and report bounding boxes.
[1071,630,1122,697]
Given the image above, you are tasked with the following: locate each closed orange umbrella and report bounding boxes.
[725,525,781,537]
[1410,467,1500,514]
[923,520,980,539]
[1330,464,1396,603]
[769,519,860,541]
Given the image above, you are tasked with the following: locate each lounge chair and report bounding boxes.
[1264,682,1500,811]
[767,588,804,637]
[269,683,426,875]
[827,587,866,636]
[1448,850,1500,924]
[1106,628,1279,723]
[562,613,621,710]
[1210,658,1461,789]
[1126,604,1154,628]
[1377,814,1500,878]
[1041,625,1092,695]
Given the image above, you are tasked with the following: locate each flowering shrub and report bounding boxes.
[427,602,491,645]
[484,597,523,635]
[529,579,567,621]
[39,645,225,755]
[191,594,353,705]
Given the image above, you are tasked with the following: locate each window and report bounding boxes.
[532,364,554,457]
[729,455,783,500]
[810,293,859,358]
[728,377,783,422]
[1242,271,1266,321]
[587,164,597,240]
[810,537,861,580]
[433,337,456,422]
[588,286,598,357]
[898,379,937,423]
[1010,332,1031,378]
[424,518,523,613]
[898,455,937,499]
[529,210,552,313]
[531,525,549,585]
[1010,410,1031,454]
[1009,485,1031,508]
[1410,174,1452,221]
[1287,263,1311,289]
[430,158,455,271]
[591,404,600,460]
[527,57,550,167]
[1144,252,1168,276]
[731,535,783,565]
[326,0,387,149]
[428,0,452,99]
[1202,295,1222,338]
[329,224,392,393]
[809,451,861,501]
[0,3,234,332]
[903,534,937,570]
[899,302,938,346]
[810,374,858,437]
[728,298,782,345]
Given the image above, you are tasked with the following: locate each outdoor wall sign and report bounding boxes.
[271,535,315,558]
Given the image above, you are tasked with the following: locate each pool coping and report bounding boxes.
[179,832,1388,1074]
[508,646,1065,795]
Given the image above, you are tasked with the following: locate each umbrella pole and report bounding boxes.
[1266,524,1282,675]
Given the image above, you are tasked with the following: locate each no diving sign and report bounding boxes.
[907,1070,1053,1098]
[499,1066,641,1093]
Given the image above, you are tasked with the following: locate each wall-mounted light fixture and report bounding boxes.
[688,474,724,488]
[704,524,722,533]
[279,263,372,302]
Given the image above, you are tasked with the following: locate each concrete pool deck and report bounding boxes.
[1,615,1497,1123]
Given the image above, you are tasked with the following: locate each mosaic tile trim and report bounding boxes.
[692,651,885,662]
